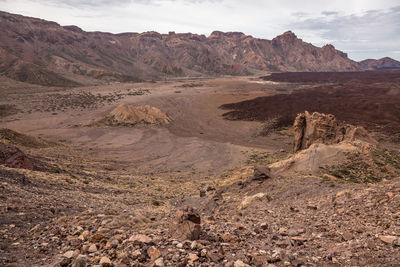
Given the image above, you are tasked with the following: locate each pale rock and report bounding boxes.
[63,250,76,259]
[234,259,250,267]
[132,249,142,259]
[238,193,267,211]
[154,257,165,267]
[129,234,152,245]
[188,253,199,262]
[88,244,97,253]
[279,227,288,235]
[380,235,397,245]
[147,246,162,261]
[190,241,198,250]
[99,256,112,267]
[72,254,87,267]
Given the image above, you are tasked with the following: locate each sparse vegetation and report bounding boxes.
[0,104,19,118]
[246,151,286,165]
[30,88,150,113]
[175,83,203,88]
[327,149,400,183]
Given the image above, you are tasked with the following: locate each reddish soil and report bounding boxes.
[221,71,400,136]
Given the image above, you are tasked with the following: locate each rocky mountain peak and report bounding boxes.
[0,11,365,86]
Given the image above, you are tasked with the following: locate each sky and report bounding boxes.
[1,0,399,61]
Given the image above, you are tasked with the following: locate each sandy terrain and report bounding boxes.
[0,76,292,176]
[1,75,399,267]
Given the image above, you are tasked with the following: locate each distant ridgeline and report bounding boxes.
[0,11,399,86]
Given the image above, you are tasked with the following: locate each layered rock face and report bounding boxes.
[293,111,375,152]
[0,11,361,86]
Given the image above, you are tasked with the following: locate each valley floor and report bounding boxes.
[0,76,399,266]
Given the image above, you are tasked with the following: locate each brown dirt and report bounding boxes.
[0,75,399,266]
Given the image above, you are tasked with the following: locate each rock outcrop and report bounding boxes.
[169,206,201,241]
[94,104,171,126]
[293,111,376,152]
[0,142,34,170]
[0,142,52,171]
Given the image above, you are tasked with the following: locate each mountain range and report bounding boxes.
[1,10,399,86]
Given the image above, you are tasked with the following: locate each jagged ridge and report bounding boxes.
[0,11,393,86]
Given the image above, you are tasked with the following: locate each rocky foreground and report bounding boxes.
[1,110,399,266]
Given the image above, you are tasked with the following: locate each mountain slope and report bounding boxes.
[359,57,400,70]
[0,11,360,86]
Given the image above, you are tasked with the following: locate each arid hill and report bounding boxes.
[0,11,362,86]
[359,57,400,70]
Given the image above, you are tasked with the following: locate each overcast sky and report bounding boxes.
[1,0,399,61]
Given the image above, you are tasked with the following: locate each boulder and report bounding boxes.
[147,246,162,261]
[238,193,269,211]
[0,142,33,170]
[170,206,201,241]
[99,256,112,267]
[293,111,376,152]
[129,234,152,245]
[253,165,271,181]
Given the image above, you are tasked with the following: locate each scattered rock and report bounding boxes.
[260,222,268,230]
[238,193,268,211]
[131,249,142,259]
[72,255,87,267]
[234,259,250,267]
[153,257,165,267]
[188,253,199,263]
[129,234,152,245]
[253,165,271,181]
[190,241,198,250]
[88,244,97,253]
[379,235,398,245]
[91,233,106,243]
[59,257,72,267]
[147,246,162,261]
[99,256,112,267]
[63,250,76,259]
